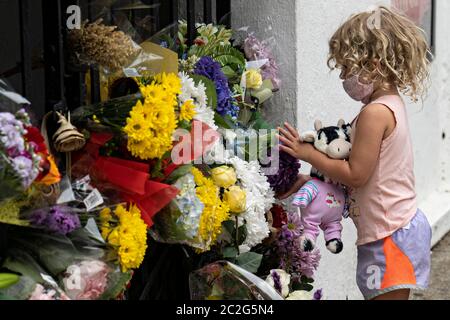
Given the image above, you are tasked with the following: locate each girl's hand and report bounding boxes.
[277,122,315,161]
[277,174,312,200]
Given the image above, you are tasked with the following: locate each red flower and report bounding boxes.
[270,204,288,229]
[25,126,48,155]
[194,38,206,46]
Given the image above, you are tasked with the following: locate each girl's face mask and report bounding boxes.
[342,74,374,104]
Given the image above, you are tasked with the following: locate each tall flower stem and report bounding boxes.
[235,215,240,256]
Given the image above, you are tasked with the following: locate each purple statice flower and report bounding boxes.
[11,155,36,188]
[243,34,281,90]
[0,112,26,153]
[0,112,17,126]
[194,56,239,118]
[30,206,81,235]
[271,270,283,295]
[313,289,323,300]
[277,212,321,279]
[265,149,301,196]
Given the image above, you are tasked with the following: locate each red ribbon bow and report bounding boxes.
[72,120,220,227]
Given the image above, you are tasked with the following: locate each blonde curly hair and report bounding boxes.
[327,6,431,101]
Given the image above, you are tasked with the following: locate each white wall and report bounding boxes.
[232,0,450,300]
[230,0,298,128]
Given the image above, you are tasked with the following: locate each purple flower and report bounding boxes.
[0,112,17,126]
[30,206,81,235]
[277,212,321,279]
[29,208,47,225]
[194,56,239,118]
[271,270,282,295]
[294,247,321,279]
[244,34,281,90]
[11,155,35,188]
[313,289,323,300]
[280,211,303,240]
[0,112,26,153]
[265,150,301,196]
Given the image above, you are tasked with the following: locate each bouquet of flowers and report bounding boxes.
[3,227,132,300]
[0,82,61,228]
[0,249,70,300]
[0,109,47,200]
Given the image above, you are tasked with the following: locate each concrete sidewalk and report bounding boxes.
[412,232,450,300]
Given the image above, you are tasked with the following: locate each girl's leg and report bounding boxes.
[371,289,410,300]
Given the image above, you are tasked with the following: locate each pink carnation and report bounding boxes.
[29,284,70,300]
[62,260,109,300]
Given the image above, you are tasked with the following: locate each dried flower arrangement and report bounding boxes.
[68,19,139,71]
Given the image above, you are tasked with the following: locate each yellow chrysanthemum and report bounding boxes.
[124,112,151,142]
[100,204,148,272]
[179,100,197,122]
[154,72,182,95]
[100,207,112,222]
[124,73,181,160]
[140,84,165,102]
[192,168,231,252]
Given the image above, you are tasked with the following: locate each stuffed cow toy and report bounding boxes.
[292,119,352,254]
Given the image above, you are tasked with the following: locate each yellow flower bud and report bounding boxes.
[108,228,120,246]
[245,69,263,89]
[211,166,237,188]
[100,208,112,222]
[224,186,247,214]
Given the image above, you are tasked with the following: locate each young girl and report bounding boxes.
[277,6,432,300]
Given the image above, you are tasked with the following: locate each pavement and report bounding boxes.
[412,232,450,300]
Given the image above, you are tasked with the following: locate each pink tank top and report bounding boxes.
[349,95,417,245]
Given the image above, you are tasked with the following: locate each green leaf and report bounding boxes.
[222,220,236,236]
[222,246,239,259]
[0,274,20,290]
[165,164,193,184]
[221,66,236,79]
[236,252,263,274]
[99,271,132,300]
[150,158,164,179]
[214,113,237,130]
[250,110,273,130]
[191,75,218,110]
[236,224,247,246]
[213,46,246,69]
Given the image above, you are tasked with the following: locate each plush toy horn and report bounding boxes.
[314,120,323,131]
[52,112,86,153]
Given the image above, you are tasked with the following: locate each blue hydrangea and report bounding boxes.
[194,56,239,118]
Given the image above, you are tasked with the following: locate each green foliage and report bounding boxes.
[165,164,194,185]
[213,46,246,69]
[236,252,263,274]
[0,274,20,290]
[191,74,218,110]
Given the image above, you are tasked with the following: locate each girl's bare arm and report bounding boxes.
[278,104,395,188]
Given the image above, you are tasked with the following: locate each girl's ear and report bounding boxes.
[301,131,317,143]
